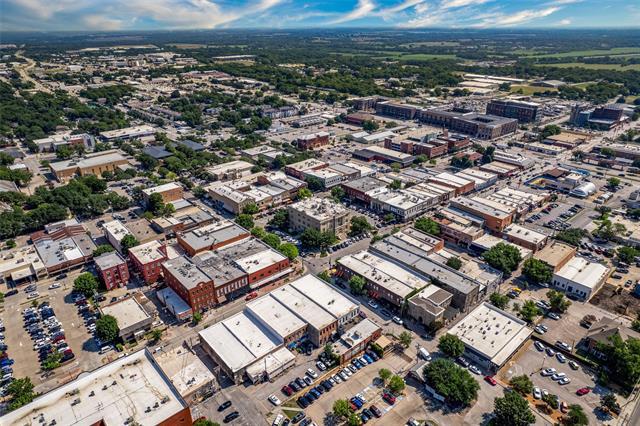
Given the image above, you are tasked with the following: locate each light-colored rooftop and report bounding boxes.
[246,294,307,340]
[142,182,182,196]
[1,349,187,426]
[503,224,547,246]
[94,251,127,270]
[288,197,349,221]
[101,297,151,331]
[554,257,610,289]
[234,249,287,274]
[270,283,336,331]
[449,302,532,367]
[100,125,155,139]
[128,239,166,264]
[103,219,130,241]
[534,241,575,268]
[472,234,532,259]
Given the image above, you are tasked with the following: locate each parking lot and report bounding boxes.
[1,272,106,393]
[500,341,605,424]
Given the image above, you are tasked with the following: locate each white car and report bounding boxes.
[534,341,545,351]
[272,413,284,426]
[392,316,403,325]
[541,368,557,377]
[556,353,567,363]
[48,283,61,290]
[367,300,379,309]
[356,392,367,403]
[306,368,318,379]
[559,377,571,385]
[27,292,39,299]
[339,371,349,381]
[468,365,481,375]
[316,361,326,371]
[533,387,542,399]
[332,374,342,384]
[268,394,282,406]
[551,372,567,381]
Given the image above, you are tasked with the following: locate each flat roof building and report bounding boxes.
[449,302,532,371]
[177,220,250,256]
[94,251,129,290]
[101,295,154,341]
[1,349,192,426]
[142,182,183,205]
[100,125,155,141]
[551,257,610,301]
[502,224,548,252]
[49,150,130,182]
[103,219,131,253]
[206,160,254,181]
[288,197,351,237]
[128,239,168,284]
[533,240,576,272]
[353,145,415,167]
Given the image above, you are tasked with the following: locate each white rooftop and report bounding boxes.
[246,294,307,340]
[449,302,532,367]
[1,349,187,426]
[142,182,182,196]
[101,297,150,331]
[554,257,609,289]
[234,249,286,274]
[128,239,166,264]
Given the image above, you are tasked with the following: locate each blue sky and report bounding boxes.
[1,0,638,31]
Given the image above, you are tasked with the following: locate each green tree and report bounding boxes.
[192,312,202,325]
[317,270,331,283]
[73,272,98,297]
[451,155,473,169]
[600,393,620,414]
[347,412,362,426]
[193,420,220,426]
[483,243,522,274]
[268,209,289,230]
[120,234,139,255]
[446,257,462,270]
[242,203,259,215]
[540,125,562,140]
[297,187,313,199]
[607,177,621,189]
[278,243,299,260]
[522,258,552,285]
[300,228,336,250]
[95,314,119,342]
[555,228,586,247]
[262,233,281,249]
[349,275,366,295]
[150,329,163,342]
[399,331,413,348]
[509,375,533,396]
[388,375,405,394]
[333,399,352,419]
[349,216,372,237]
[423,359,479,406]
[489,292,510,310]
[617,246,640,264]
[378,368,392,384]
[414,216,440,236]
[304,176,324,191]
[438,333,465,358]
[596,334,640,390]
[235,214,254,230]
[518,300,541,323]
[42,352,62,371]
[6,239,16,249]
[383,213,395,223]
[493,391,535,426]
[388,179,402,190]
[363,120,378,132]
[331,186,346,202]
[547,290,571,313]
[7,377,36,411]
[251,227,267,239]
[565,404,588,426]
[92,244,115,257]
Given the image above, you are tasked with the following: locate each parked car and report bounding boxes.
[392,316,403,325]
[218,401,232,411]
[576,387,591,396]
[268,394,282,406]
[484,376,497,386]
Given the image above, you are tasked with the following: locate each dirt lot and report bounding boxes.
[590,283,640,318]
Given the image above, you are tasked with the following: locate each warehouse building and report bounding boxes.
[49,150,130,182]
[551,257,610,301]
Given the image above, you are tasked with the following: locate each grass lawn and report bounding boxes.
[396,53,457,61]
[532,47,640,58]
[540,62,640,71]
[510,85,557,95]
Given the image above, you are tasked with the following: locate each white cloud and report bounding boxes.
[8,0,81,19]
[83,14,124,31]
[440,0,490,9]
[557,18,572,25]
[379,0,425,15]
[329,0,376,24]
[471,6,560,27]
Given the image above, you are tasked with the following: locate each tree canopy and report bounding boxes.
[483,243,522,274]
[522,258,552,285]
[493,391,535,426]
[438,333,465,358]
[414,216,440,236]
[73,272,99,297]
[95,315,119,342]
[423,359,479,406]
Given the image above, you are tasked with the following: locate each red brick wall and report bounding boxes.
[247,259,290,285]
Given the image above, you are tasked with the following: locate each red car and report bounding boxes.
[349,401,358,411]
[281,385,293,396]
[52,334,66,343]
[245,292,258,301]
[576,387,591,396]
[382,392,396,405]
[484,375,497,386]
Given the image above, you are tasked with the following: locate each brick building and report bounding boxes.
[177,220,250,256]
[142,182,184,205]
[95,252,130,290]
[128,240,168,284]
[296,131,330,150]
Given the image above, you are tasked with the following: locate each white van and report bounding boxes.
[418,347,431,361]
[99,345,112,354]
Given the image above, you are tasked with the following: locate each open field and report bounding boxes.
[400,41,460,47]
[510,85,558,95]
[539,62,640,71]
[396,53,458,61]
[532,47,640,58]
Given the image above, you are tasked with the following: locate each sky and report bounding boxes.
[1,0,639,32]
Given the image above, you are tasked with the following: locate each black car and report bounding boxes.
[292,412,306,424]
[295,377,306,389]
[218,401,232,412]
[56,273,67,279]
[223,411,239,423]
[289,381,300,392]
[322,381,332,391]
[297,396,309,408]
[0,344,7,351]
[304,391,316,402]
[299,419,312,426]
